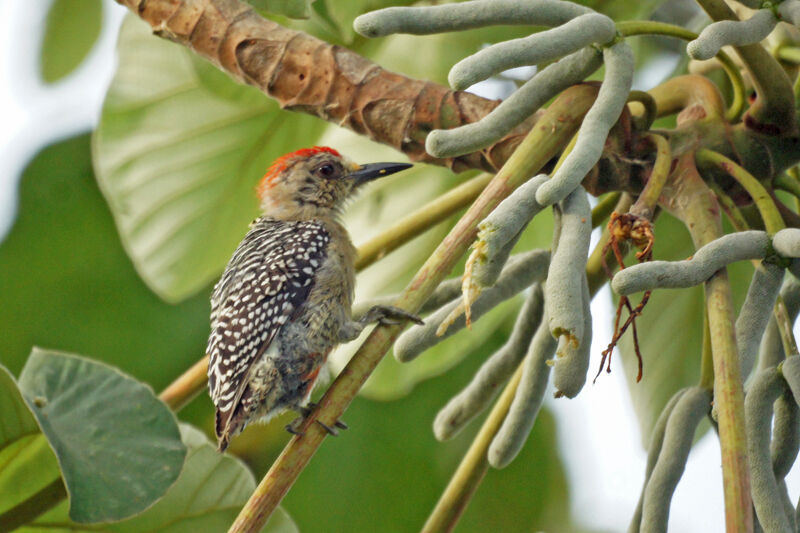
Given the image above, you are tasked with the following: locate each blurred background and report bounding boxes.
[1,1,793,531]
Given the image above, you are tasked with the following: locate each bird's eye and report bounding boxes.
[316,163,336,177]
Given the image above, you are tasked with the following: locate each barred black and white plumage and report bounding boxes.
[207,217,330,446]
[205,146,416,452]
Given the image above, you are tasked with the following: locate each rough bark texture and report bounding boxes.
[119,0,539,172]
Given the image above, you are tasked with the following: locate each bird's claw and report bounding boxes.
[366,305,424,327]
[286,403,348,437]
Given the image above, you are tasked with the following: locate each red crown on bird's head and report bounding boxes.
[257,146,341,198]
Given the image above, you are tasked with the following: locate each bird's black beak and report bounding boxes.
[350,162,412,185]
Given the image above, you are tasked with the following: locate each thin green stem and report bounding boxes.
[696,148,786,234]
[708,182,750,232]
[774,172,800,202]
[0,478,66,533]
[630,133,672,220]
[700,309,714,390]
[617,20,745,121]
[591,192,622,228]
[227,84,601,533]
[421,365,523,533]
[695,0,797,134]
[774,295,800,357]
[355,172,492,270]
[628,90,657,131]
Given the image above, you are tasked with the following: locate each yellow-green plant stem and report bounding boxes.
[628,90,657,131]
[695,0,797,134]
[777,46,800,65]
[587,194,634,295]
[696,149,786,234]
[665,154,752,533]
[700,309,714,390]
[355,172,492,269]
[775,295,800,358]
[226,84,600,533]
[708,182,750,232]
[774,172,800,202]
[630,133,671,220]
[591,192,622,228]
[617,20,745,121]
[421,365,523,533]
[159,354,209,410]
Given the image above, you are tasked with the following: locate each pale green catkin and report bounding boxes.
[773,228,800,258]
[687,9,777,60]
[780,0,800,26]
[770,393,799,531]
[629,390,687,533]
[426,47,603,158]
[448,13,615,90]
[487,309,557,468]
[736,262,784,380]
[759,276,800,369]
[552,273,592,398]
[471,175,549,288]
[353,0,592,38]
[394,249,550,362]
[433,284,544,441]
[640,387,711,533]
[746,368,793,533]
[612,231,771,295]
[535,41,635,206]
[546,186,591,345]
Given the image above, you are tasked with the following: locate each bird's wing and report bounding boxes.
[207,218,330,437]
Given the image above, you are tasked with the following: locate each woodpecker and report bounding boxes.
[207,146,419,452]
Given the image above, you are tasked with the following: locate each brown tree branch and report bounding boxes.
[116,0,538,172]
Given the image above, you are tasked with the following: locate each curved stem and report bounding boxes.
[630,133,672,220]
[774,172,800,202]
[628,90,657,131]
[695,0,797,134]
[695,148,786,234]
[648,75,726,121]
[226,85,600,533]
[421,365,523,533]
[617,20,745,121]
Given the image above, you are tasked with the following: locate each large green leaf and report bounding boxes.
[24,424,297,533]
[40,0,102,83]
[17,349,186,523]
[616,213,752,444]
[93,16,329,302]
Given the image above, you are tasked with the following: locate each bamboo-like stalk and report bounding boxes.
[227,84,600,533]
[666,154,752,533]
[421,365,523,533]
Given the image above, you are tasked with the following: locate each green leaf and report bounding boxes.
[616,213,752,444]
[0,365,62,523]
[40,0,102,83]
[17,349,186,523]
[93,16,329,302]
[247,0,315,19]
[24,424,298,532]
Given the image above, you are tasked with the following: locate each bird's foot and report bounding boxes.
[362,305,424,327]
[286,403,348,436]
